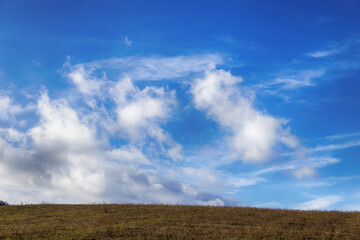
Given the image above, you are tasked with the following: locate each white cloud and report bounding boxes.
[0,128,27,147]
[190,69,297,162]
[0,90,224,205]
[252,202,283,208]
[281,135,360,179]
[304,156,340,168]
[307,36,360,59]
[297,176,360,187]
[0,94,24,121]
[71,54,223,81]
[124,36,133,46]
[108,77,182,160]
[254,36,360,98]
[167,143,183,162]
[252,164,296,176]
[110,77,177,141]
[0,95,13,121]
[67,64,105,96]
[0,93,105,203]
[2,52,350,206]
[298,195,342,210]
[323,132,360,140]
[251,156,339,179]
[307,50,337,58]
[292,166,317,179]
[270,69,325,90]
[283,138,360,158]
[230,177,265,187]
[196,198,225,206]
[163,164,265,198]
[66,60,183,161]
[311,140,360,152]
[106,146,151,165]
[30,91,97,150]
[0,54,235,205]
[29,91,105,200]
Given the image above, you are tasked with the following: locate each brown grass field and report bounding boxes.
[0,204,359,239]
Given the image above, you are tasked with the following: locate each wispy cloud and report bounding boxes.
[307,50,337,58]
[283,134,360,158]
[275,131,360,179]
[124,35,133,46]
[292,166,317,179]
[250,156,339,179]
[0,93,36,122]
[230,177,266,187]
[298,195,343,210]
[322,132,360,140]
[306,35,360,58]
[310,140,360,152]
[255,35,360,97]
[252,202,283,208]
[262,69,326,90]
[297,176,360,187]
[212,34,237,45]
[251,164,296,176]
[0,94,21,121]
[68,54,224,81]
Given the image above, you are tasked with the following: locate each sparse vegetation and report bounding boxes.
[0,204,359,239]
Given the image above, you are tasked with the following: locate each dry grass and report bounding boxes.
[0,204,359,239]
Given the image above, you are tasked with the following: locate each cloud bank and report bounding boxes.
[0,54,229,205]
[0,53,325,205]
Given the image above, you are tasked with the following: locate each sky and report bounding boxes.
[0,0,359,210]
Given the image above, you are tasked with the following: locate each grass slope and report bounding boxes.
[0,204,359,239]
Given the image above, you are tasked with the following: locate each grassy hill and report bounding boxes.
[0,204,359,239]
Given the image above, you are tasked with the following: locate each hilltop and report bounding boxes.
[0,204,359,239]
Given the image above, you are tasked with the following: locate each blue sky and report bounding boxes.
[0,0,360,210]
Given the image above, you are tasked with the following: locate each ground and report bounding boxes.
[0,204,359,239]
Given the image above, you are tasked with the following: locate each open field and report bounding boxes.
[0,204,359,239]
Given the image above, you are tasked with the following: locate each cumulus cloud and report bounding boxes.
[65,54,223,162]
[0,97,105,202]
[190,69,297,162]
[67,59,183,160]
[67,65,105,96]
[0,54,233,205]
[0,89,224,205]
[3,53,342,206]
[106,146,151,165]
[110,77,177,141]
